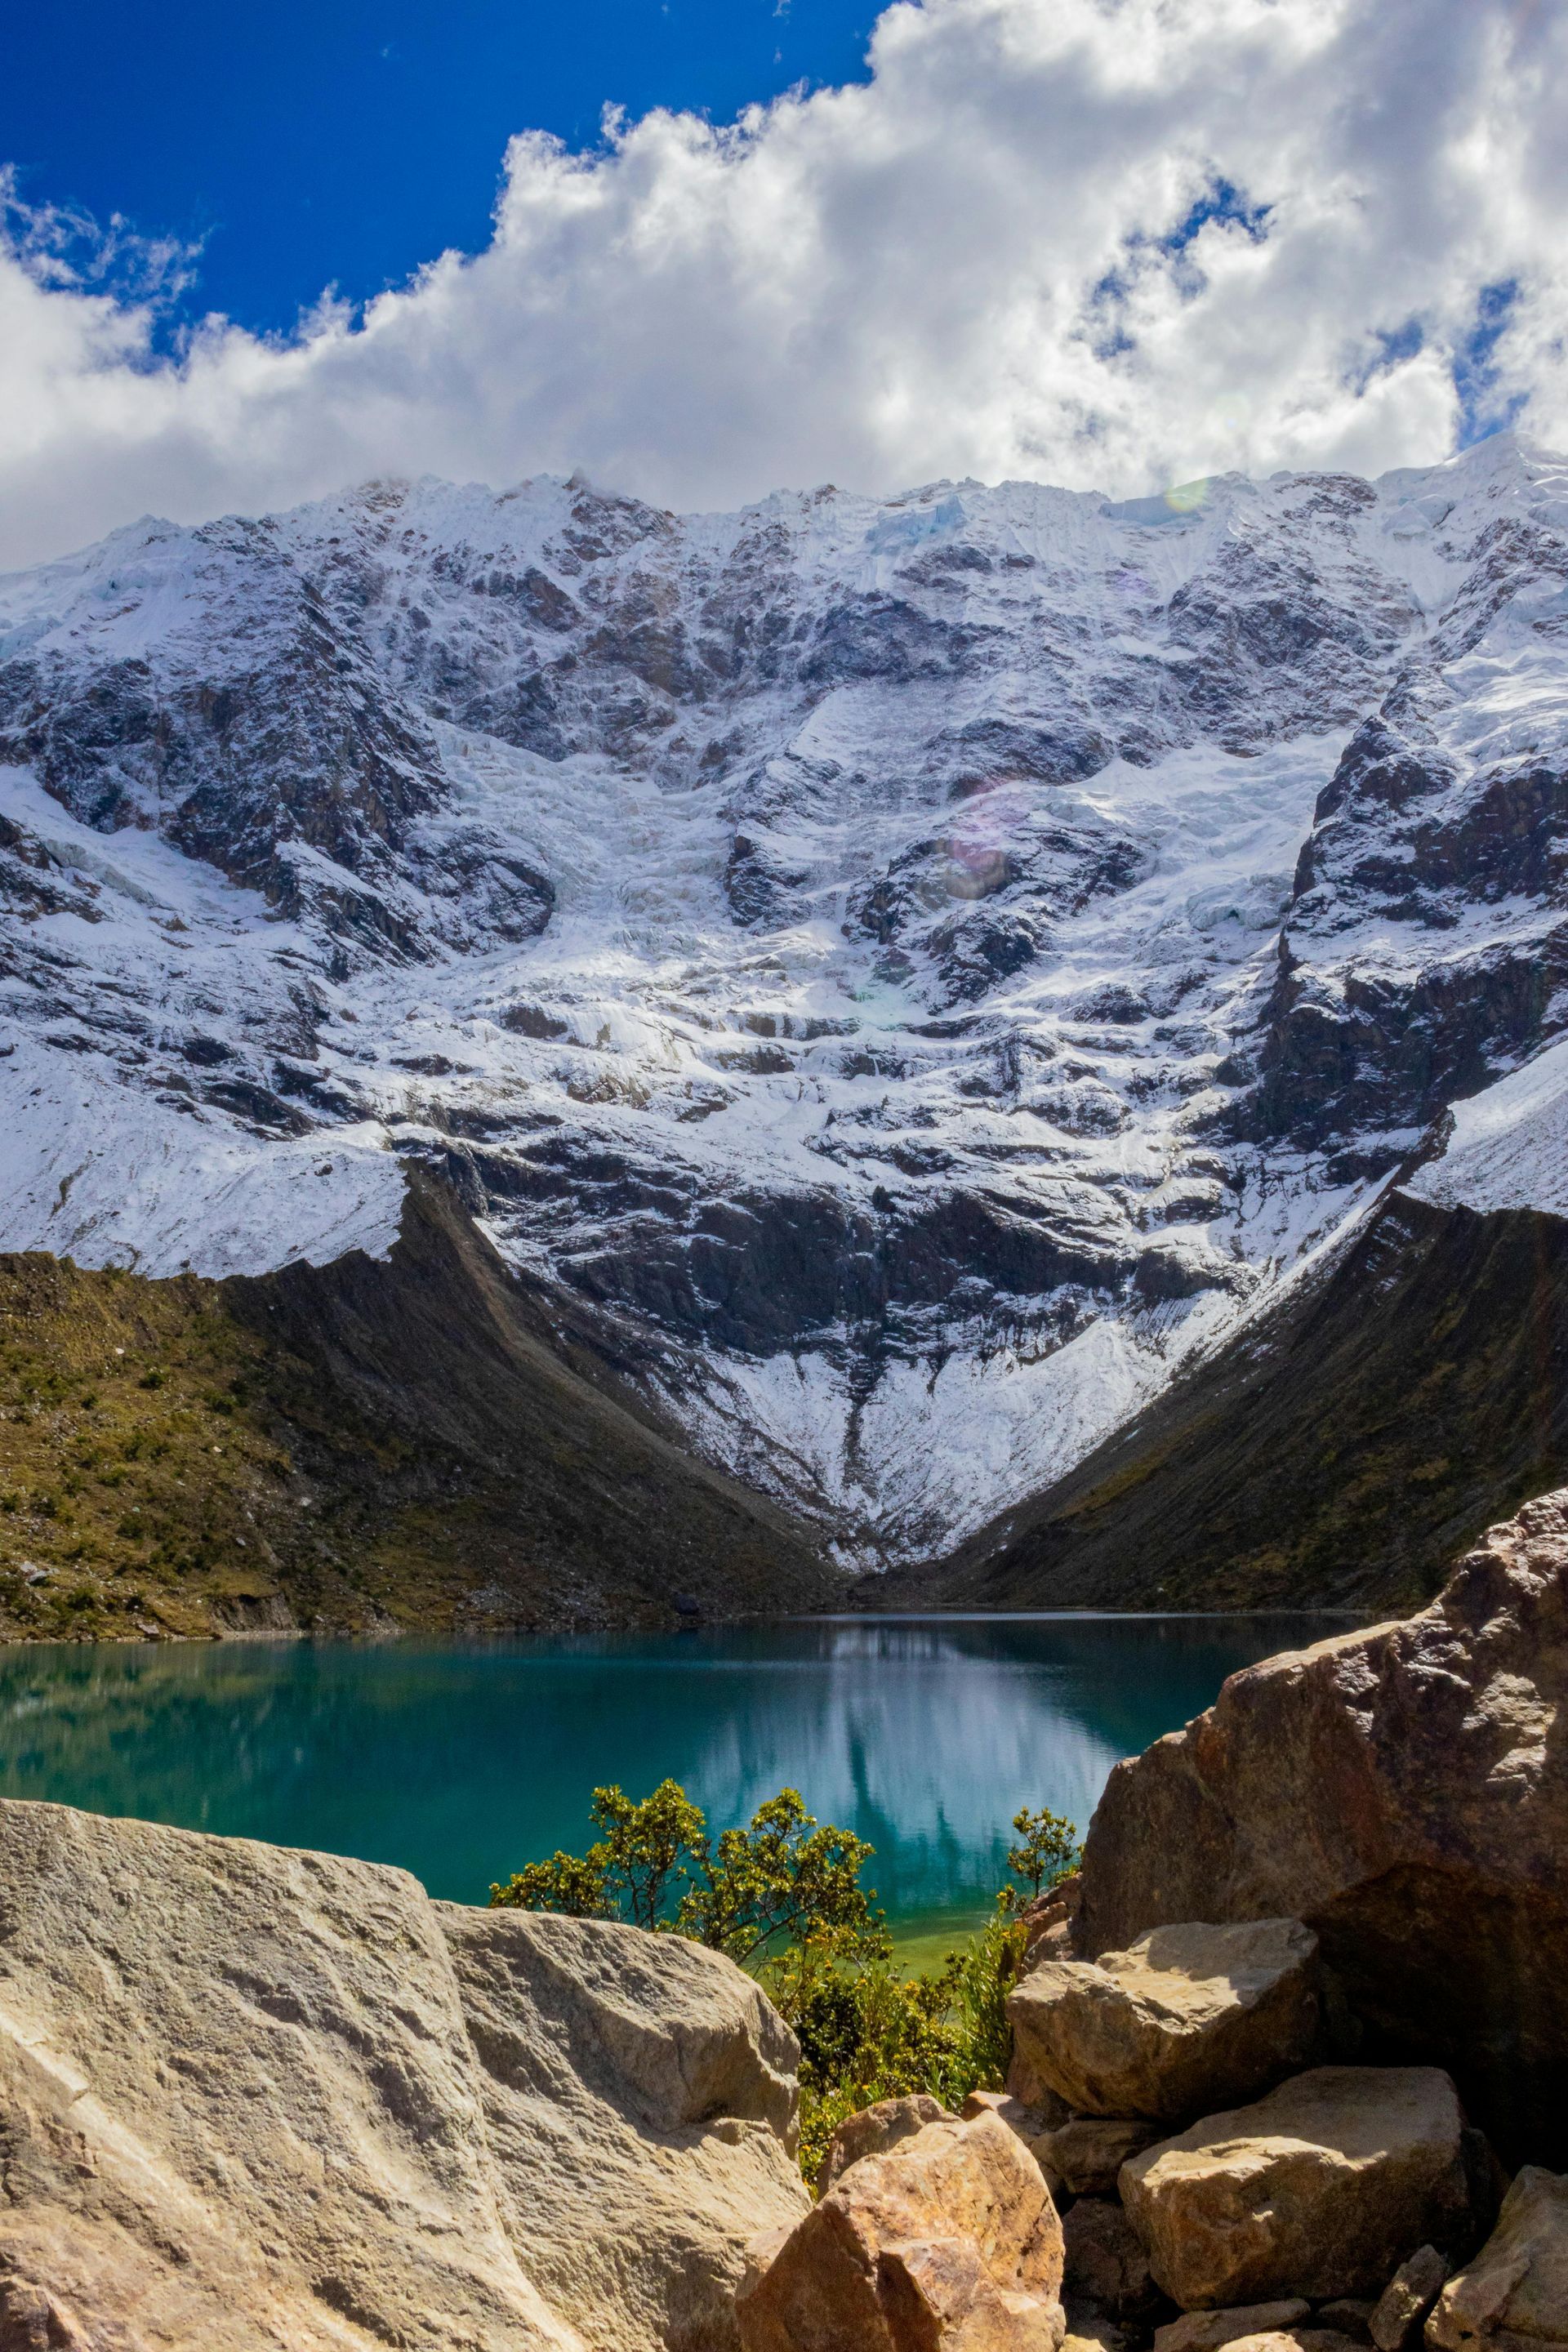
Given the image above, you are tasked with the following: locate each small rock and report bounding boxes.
[1426,2165,1568,2352]
[1062,2324,1134,2352]
[964,2089,1047,2132]
[0,2279,90,2349]
[817,2091,956,2194]
[1368,2246,1446,2351]
[1222,2336,1365,2352]
[1153,2302,1312,2352]
[1119,2065,1474,2307]
[1023,1873,1084,1968]
[1008,1919,1321,2124]
[737,2223,795,2302]
[1040,2117,1159,2196]
[737,2110,1066,2352]
[1062,2196,1166,2322]
[1316,2301,1375,2343]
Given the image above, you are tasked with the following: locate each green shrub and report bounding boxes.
[1005,1804,1080,1898]
[491,1780,1075,2184]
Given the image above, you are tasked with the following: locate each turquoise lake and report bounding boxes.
[0,1615,1348,1940]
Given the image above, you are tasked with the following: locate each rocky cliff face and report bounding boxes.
[3,435,1567,1576]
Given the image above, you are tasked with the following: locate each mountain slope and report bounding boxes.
[2,434,1567,1584]
[907,1035,1568,1612]
[0,1174,840,1639]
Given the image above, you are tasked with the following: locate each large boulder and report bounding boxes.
[735,2109,1066,2351]
[1076,1490,1568,2165]
[1007,1919,1321,2123]
[1119,2066,1475,2309]
[0,1796,804,2352]
[439,1905,809,2352]
[1426,2166,1568,2352]
[817,2093,956,2194]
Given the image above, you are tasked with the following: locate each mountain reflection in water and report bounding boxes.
[0,1615,1354,1927]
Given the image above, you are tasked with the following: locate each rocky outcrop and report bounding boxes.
[1119,2067,1475,2309]
[735,2109,1066,2351]
[0,1796,804,2350]
[1007,1920,1321,2124]
[1076,1490,1568,2164]
[1427,2167,1568,2352]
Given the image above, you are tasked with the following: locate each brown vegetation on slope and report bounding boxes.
[0,1171,840,1641]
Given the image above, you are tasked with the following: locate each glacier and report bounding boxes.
[2,433,1566,1568]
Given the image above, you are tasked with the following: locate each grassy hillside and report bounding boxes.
[0,1174,842,1642]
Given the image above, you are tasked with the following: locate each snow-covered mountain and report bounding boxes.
[3,434,1566,1570]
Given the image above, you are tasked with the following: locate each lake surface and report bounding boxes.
[0,1615,1349,1940]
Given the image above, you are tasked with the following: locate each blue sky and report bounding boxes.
[2,0,877,332]
[0,0,1560,568]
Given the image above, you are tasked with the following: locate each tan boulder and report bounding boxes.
[439,1904,810,2351]
[1425,2166,1568,2352]
[0,1797,580,2350]
[1153,2304,1312,2352]
[735,2109,1066,2351]
[1119,2065,1474,2308]
[818,2093,956,2193]
[1369,2247,1447,2351]
[0,1795,804,2352]
[1075,1490,1568,2165]
[1009,1919,1321,2124]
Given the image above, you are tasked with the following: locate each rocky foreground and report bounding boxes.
[1,1488,1565,2347]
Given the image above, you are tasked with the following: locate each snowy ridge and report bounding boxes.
[3,435,1568,1566]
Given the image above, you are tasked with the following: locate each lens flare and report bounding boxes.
[1163,478,1209,514]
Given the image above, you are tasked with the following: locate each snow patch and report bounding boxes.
[1404,1037,1568,1220]
[0,1046,405,1279]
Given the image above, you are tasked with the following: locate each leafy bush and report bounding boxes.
[491,1779,1077,2184]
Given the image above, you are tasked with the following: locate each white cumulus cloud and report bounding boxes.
[2,0,1566,565]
